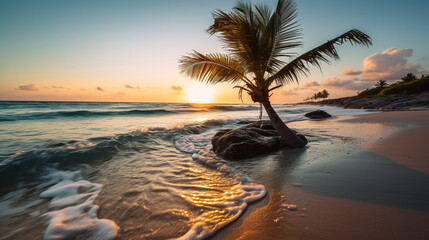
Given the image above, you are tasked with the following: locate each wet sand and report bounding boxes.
[213,110,429,240]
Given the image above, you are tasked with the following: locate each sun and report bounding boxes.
[187,83,216,103]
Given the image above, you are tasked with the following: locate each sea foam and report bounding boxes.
[39,169,119,240]
[174,129,266,240]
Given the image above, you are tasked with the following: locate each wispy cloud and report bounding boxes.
[96,86,104,91]
[282,89,298,96]
[323,77,373,90]
[302,81,320,88]
[341,66,362,76]
[171,85,183,95]
[125,85,140,89]
[17,84,38,91]
[51,85,64,89]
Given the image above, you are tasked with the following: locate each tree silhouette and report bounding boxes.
[375,80,388,88]
[305,89,330,101]
[401,73,417,83]
[179,0,371,147]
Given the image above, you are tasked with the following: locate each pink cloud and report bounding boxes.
[302,81,320,88]
[282,90,298,96]
[340,48,423,82]
[361,48,421,80]
[323,77,373,90]
[341,66,362,76]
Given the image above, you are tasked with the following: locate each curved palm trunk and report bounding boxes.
[261,100,307,148]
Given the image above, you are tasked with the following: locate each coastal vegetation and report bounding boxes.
[310,74,429,110]
[379,76,429,96]
[358,74,429,97]
[179,0,371,147]
[375,80,388,88]
[401,73,418,83]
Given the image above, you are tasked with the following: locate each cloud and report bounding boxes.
[17,84,38,91]
[282,90,298,96]
[96,87,104,91]
[340,48,423,81]
[51,85,64,89]
[125,85,140,89]
[171,85,183,95]
[341,66,362,76]
[302,81,320,88]
[362,48,422,80]
[323,77,373,90]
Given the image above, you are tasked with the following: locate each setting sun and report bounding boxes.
[186,83,216,103]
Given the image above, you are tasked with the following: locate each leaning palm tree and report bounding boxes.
[179,0,372,148]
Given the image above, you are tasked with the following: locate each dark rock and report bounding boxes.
[304,110,332,119]
[211,120,307,160]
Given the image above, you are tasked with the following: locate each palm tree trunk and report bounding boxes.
[261,100,307,148]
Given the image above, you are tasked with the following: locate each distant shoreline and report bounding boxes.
[299,92,429,110]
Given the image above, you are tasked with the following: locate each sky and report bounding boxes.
[1,0,428,103]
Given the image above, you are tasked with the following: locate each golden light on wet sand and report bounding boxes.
[187,83,215,103]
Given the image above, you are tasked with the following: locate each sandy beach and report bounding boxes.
[214,110,429,240]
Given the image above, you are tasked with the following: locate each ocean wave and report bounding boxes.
[0,109,192,121]
[185,103,259,111]
[0,119,233,187]
[0,105,260,122]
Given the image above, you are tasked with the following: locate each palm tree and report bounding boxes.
[375,80,387,88]
[401,73,417,83]
[321,89,330,100]
[179,0,372,148]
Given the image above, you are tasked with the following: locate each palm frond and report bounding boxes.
[267,29,372,85]
[268,84,283,92]
[178,51,253,86]
[207,8,258,75]
[271,0,302,57]
[233,85,252,102]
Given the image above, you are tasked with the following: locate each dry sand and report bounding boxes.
[213,110,429,240]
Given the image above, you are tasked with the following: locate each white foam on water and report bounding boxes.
[174,136,199,154]
[39,169,119,240]
[174,131,267,240]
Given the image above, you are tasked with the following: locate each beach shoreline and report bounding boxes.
[213,110,429,240]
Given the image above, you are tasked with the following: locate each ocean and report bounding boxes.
[0,101,367,239]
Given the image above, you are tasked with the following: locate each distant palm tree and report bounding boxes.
[179,0,372,147]
[321,89,330,100]
[375,80,388,88]
[401,73,417,83]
